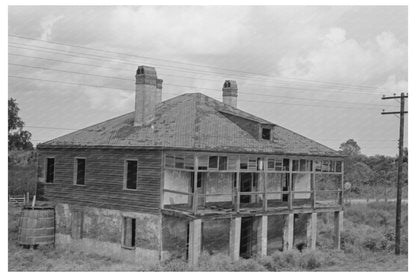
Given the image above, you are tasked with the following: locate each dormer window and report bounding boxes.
[261,127,271,140]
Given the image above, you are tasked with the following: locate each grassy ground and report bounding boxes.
[8,202,408,271]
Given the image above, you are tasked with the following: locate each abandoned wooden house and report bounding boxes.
[36,66,345,265]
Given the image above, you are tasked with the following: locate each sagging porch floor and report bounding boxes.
[163,199,341,217]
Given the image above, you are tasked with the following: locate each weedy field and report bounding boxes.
[8,201,407,271]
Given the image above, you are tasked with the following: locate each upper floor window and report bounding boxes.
[261,127,271,140]
[124,160,138,190]
[46,158,55,183]
[74,158,86,185]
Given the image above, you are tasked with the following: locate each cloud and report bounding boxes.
[40,15,64,40]
[107,6,251,56]
[277,28,407,87]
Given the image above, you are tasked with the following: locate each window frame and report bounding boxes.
[45,156,55,184]
[123,159,138,191]
[121,216,136,249]
[73,157,87,186]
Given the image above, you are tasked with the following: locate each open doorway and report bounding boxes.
[240,216,255,258]
[240,173,258,204]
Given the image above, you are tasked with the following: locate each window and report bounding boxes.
[267,159,275,170]
[261,128,271,140]
[335,161,342,172]
[175,156,184,169]
[125,160,138,190]
[122,217,136,249]
[46,158,55,183]
[275,159,283,171]
[283,159,290,171]
[191,172,203,188]
[219,156,228,171]
[240,157,248,170]
[292,160,299,171]
[74,158,86,185]
[209,156,218,169]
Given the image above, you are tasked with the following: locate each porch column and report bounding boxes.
[283,213,294,250]
[256,215,268,257]
[229,217,241,261]
[306,213,317,249]
[188,219,202,266]
[334,211,344,250]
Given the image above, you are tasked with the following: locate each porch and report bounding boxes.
[161,152,344,217]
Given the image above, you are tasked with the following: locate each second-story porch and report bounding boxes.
[161,151,344,218]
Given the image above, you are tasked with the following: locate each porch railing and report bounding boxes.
[162,188,343,215]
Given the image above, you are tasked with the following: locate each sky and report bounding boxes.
[8,5,408,156]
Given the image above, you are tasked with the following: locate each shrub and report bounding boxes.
[269,249,301,270]
[232,258,267,271]
[299,249,325,270]
[160,259,190,271]
[197,252,234,271]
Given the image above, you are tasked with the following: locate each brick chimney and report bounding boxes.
[222,80,238,108]
[134,66,163,126]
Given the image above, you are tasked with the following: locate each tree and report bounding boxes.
[339,139,361,156]
[8,98,33,150]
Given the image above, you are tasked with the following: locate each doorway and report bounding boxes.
[282,173,290,202]
[240,217,254,258]
[240,173,258,204]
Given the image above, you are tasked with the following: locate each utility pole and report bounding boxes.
[381,92,408,255]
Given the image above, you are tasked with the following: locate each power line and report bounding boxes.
[9,74,390,111]
[9,50,387,101]
[9,34,387,91]
[8,62,396,108]
[9,43,383,96]
[9,45,386,100]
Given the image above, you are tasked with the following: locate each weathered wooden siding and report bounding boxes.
[37,148,162,214]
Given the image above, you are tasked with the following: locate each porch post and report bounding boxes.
[236,156,241,213]
[288,160,293,210]
[334,211,343,250]
[229,217,241,261]
[188,219,202,266]
[257,215,268,257]
[192,155,199,214]
[283,213,294,250]
[306,213,317,249]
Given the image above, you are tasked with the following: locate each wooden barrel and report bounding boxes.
[18,206,55,246]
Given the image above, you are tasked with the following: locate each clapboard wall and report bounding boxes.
[37,148,162,214]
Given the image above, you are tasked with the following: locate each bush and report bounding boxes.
[299,249,325,270]
[197,252,234,271]
[160,259,190,271]
[232,258,266,271]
